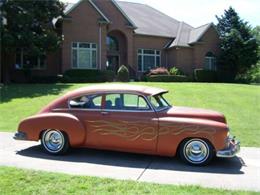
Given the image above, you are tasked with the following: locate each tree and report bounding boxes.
[251,26,260,56]
[216,7,258,74]
[0,0,65,83]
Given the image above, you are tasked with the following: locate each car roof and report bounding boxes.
[65,84,168,98]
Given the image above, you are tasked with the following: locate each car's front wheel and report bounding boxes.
[41,129,69,154]
[179,138,214,166]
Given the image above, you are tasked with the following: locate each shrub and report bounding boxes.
[251,64,260,83]
[235,63,260,83]
[30,75,61,83]
[194,69,217,82]
[117,65,129,82]
[62,69,115,83]
[147,75,189,82]
[103,70,116,82]
[216,71,236,83]
[169,67,183,75]
[147,67,169,76]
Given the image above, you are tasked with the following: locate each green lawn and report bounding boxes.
[0,166,257,195]
[0,83,259,147]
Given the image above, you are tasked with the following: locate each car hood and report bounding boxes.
[163,106,226,123]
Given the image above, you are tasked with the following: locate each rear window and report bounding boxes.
[69,94,102,109]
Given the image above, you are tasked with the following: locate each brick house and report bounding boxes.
[9,0,220,81]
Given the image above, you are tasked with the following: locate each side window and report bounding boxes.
[124,94,149,110]
[105,94,121,109]
[69,94,102,109]
[105,93,150,111]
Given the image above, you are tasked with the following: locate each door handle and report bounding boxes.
[101,111,109,115]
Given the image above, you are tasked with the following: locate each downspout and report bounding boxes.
[99,24,102,70]
[165,50,168,68]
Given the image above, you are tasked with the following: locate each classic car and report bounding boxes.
[14,84,240,165]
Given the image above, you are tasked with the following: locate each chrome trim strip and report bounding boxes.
[66,92,156,113]
[53,108,154,113]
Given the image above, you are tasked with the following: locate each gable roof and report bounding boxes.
[64,0,110,23]
[63,0,218,47]
[116,1,180,38]
[189,23,213,44]
[169,22,193,48]
[111,0,137,28]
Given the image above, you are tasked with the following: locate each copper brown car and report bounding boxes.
[14,84,240,165]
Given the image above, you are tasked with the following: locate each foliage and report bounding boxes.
[0,83,259,146]
[62,69,115,83]
[1,0,64,54]
[216,7,258,74]
[169,67,183,75]
[117,65,129,82]
[147,67,170,76]
[235,62,260,83]
[251,26,260,46]
[1,166,256,195]
[194,69,217,82]
[147,75,189,82]
[216,70,236,83]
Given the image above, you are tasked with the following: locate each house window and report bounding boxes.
[138,49,160,72]
[72,42,97,69]
[204,52,217,70]
[15,49,46,69]
[106,36,119,51]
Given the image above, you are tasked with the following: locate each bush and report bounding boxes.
[251,64,260,83]
[235,63,260,83]
[216,71,236,83]
[194,69,217,82]
[147,67,169,76]
[117,65,129,82]
[62,69,115,83]
[169,67,183,75]
[147,75,189,82]
[30,75,61,83]
[103,70,115,82]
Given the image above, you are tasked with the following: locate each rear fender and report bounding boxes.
[18,113,86,146]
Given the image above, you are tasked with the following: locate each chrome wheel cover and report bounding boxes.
[42,130,64,153]
[183,139,209,164]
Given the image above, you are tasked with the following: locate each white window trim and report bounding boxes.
[137,49,161,72]
[71,42,98,69]
[205,56,216,70]
[15,49,46,70]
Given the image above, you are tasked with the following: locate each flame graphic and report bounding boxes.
[86,120,216,141]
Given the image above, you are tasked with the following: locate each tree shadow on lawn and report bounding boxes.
[17,145,244,175]
[0,84,74,103]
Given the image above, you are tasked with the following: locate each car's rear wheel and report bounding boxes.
[179,138,214,166]
[41,129,69,154]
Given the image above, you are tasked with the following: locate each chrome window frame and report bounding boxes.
[65,91,156,113]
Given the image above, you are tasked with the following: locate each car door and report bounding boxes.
[85,93,159,153]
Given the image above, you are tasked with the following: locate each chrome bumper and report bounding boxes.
[13,131,27,140]
[216,137,240,158]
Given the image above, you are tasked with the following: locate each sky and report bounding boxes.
[61,0,260,27]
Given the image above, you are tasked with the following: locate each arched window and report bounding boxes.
[204,52,217,70]
[106,36,119,51]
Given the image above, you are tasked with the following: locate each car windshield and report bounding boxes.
[149,93,171,111]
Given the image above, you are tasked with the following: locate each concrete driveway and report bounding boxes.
[0,132,260,192]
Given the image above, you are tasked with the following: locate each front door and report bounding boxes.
[86,93,158,153]
[107,55,119,72]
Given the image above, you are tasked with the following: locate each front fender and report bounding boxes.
[18,113,86,146]
[157,117,228,156]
